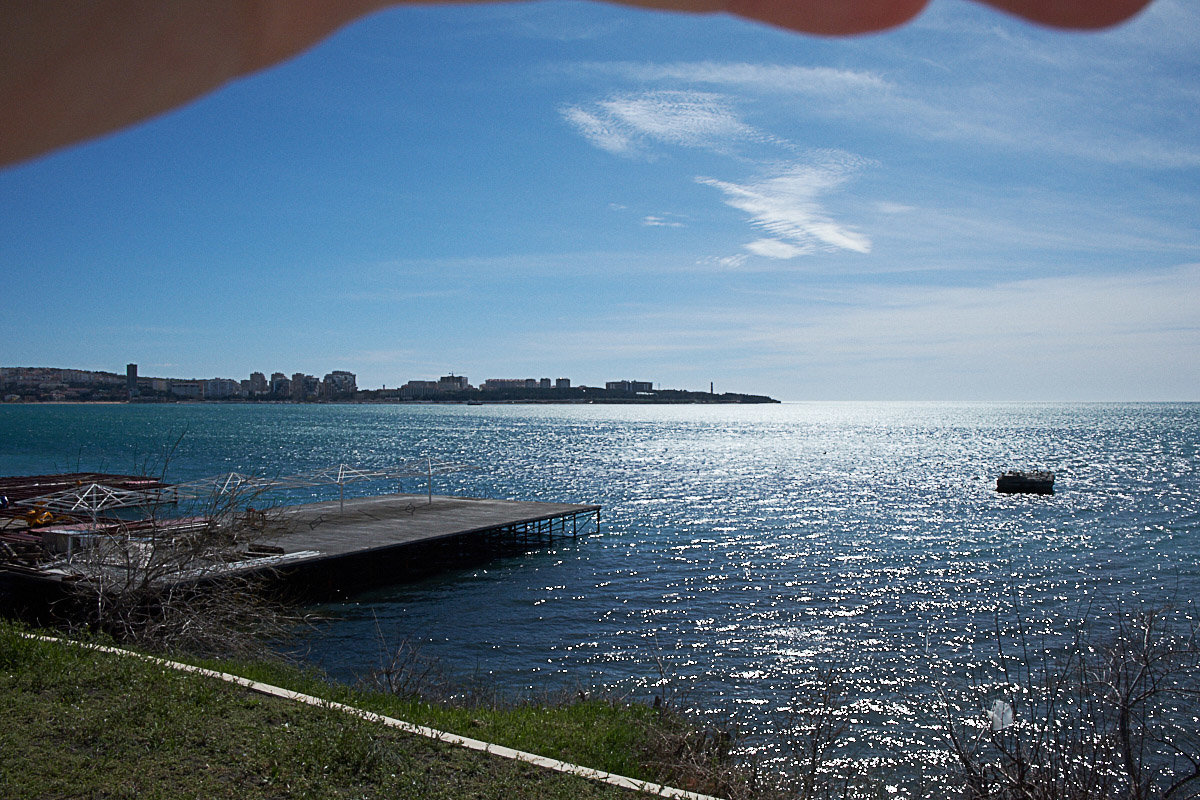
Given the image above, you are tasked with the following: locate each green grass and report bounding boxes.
[199,655,673,782]
[0,621,689,800]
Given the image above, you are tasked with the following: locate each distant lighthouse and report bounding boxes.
[710,381,714,394]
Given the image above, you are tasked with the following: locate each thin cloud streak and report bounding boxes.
[518,263,1200,399]
[560,106,635,156]
[699,157,873,257]
[748,266,1200,397]
[574,61,891,96]
[643,216,686,228]
[560,90,761,156]
[561,81,875,263]
[567,47,1200,169]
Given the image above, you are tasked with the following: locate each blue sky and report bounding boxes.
[2,0,1197,400]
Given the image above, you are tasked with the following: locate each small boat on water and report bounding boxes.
[996,470,1055,495]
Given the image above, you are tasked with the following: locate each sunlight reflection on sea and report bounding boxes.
[2,400,1197,785]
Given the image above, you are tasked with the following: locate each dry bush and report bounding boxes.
[637,713,760,800]
[53,483,303,658]
[940,604,1200,800]
[632,643,781,800]
[370,635,453,702]
[777,667,863,800]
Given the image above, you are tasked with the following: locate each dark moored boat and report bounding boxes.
[996,470,1055,495]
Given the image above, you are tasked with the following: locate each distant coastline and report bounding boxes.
[354,385,778,404]
[359,389,780,405]
[1,366,779,405]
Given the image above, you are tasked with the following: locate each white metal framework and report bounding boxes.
[15,460,475,515]
[12,482,176,514]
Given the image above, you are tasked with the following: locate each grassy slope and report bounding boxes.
[204,656,670,782]
[0,624,673,800]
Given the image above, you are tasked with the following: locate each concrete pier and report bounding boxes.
[227,493,601,595]
[1,491,601,600]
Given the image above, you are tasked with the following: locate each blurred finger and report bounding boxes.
[974,0,1154,29]
[722,0,930,35]
[0,0,389,166]
[0,0,1161,168]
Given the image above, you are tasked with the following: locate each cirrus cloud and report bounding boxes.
[560,90,763,157]
[573,61,892,98]
[698,155,874,258]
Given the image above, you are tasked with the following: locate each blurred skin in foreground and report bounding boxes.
[0,0,1155,168]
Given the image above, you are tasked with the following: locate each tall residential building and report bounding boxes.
[168,380,203,399]
[438,374,469,392]
[482,378,531,390]
[556,378,571,389]
[291,373,320,401]
[399,380,439,399]
[203,378,242,399]
[249,371,268,396]
[323,370,357,399]
[606,380,653,393]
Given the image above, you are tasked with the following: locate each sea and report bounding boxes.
[2,401,1197,781]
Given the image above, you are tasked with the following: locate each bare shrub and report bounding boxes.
[52,482,303,658]
[778,666,861,800]
[632,641,778,800]
[370,635,452,702]
[637,713,760,800]
[940,604,1200,800]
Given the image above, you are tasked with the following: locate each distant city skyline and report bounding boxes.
[4,363,706,394]
[1,365,698,403]
[1,364,652,391]
[1,2,1197,400]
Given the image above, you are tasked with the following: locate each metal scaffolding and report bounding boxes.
[12,459,476,516]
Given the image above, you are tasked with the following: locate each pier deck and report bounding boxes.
[242,493,601,591]
[271,493,599,560]
[1,491,600,599]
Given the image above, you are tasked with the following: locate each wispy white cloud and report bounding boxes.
[562,81,875,261]
[697,254,750,269]
[557,1,1197,280]
[876,10,1200,170]
[526,263,1200,399]
[737,263,1200,398]
[560,90,762,157]
[575,61,891,97]
[643,215,686,228]
[789,264,1200,359]
[560,106,636,156]
[568,40,1200,170]
[698,156,873,257]
[745,239,806,259]
[863,185,1200,265]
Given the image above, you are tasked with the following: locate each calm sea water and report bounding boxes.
[2,401,1197,774]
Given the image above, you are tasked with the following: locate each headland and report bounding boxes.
[1,365,778,404]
